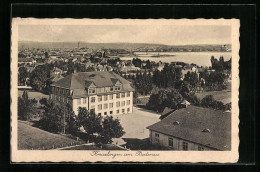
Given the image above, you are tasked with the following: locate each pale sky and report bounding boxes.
[19,25,231,45]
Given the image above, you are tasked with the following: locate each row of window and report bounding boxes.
[77,92,131,105]
[51,94,71,104]
[97,108,131,116]
[52,87,70,95]
[97,100,131,110]
[88,86,121,94]
[154,133,205,151]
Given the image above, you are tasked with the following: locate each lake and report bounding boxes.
[121,52,232,67]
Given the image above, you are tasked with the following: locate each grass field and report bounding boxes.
[196,89,231,104]
[18,90,49,100]
[18,121,85,150]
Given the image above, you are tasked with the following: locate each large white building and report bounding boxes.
[50,71,135,116]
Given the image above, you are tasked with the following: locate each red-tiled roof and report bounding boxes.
[147,105,231,150]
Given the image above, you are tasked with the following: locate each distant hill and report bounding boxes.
[18,41,231,51]
[19,41,166,49]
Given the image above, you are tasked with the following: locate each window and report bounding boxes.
[104,103,108,109]
[91,97,95,103]
[98,104,102,110]
[122,109,125,113]
[104,112,107,115]
[77,99,81,105]
[115,86,121,91]
[127,108,130,112]
[89,88,95,94]
[121,93,125,98]
[127,92,130,97]
[183,142,188,151]
[116,110,119,114]
[110,87,113,91]
[198,146,204,151]
[116,93,120,99]
[98,96,102,102]
[83,98,87,104]
[126,100,130,105]
[109,103,113,108]
[98,113,102,116]
[116,101,120,107]
[168,137,173,147]
[104,95,108,101]
[121,101,125,107]
[110,111,113,114]
[90,109,95,113]
[155,133,159,143]
[109,94,113,100]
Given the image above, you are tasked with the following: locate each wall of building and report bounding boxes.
[50,85,133,116]
[72,91,133,116]
[150,130,213,151]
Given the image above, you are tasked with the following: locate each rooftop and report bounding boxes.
[147,105,231,150]
[51,71,134,98]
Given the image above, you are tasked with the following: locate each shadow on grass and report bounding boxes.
[134,105,160,115]
[121,137,171,150]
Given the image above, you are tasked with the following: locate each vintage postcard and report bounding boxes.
[11,18,239,163]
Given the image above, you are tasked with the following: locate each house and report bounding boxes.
[147,105,231,151]
[50,71,135,116]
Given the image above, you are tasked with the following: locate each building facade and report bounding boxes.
[147,105,231,151]
[50,71,134,116]
[149,130,213,151]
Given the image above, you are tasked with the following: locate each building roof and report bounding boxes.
[51,71,134,98]
[147,105,231,150]
[160,107,175,120]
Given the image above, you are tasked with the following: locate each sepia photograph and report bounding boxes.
[11,19,239,162]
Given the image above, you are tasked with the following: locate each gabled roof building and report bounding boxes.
[147,105,231,151]
[50,71,135,116]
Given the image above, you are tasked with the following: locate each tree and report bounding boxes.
[152,64,182,88]
[39,100,79,134]
[29,64,54,93]
[18,67,28,86]
[201,95,225,110]
[90,55,95,63]
[67,59,75,75]
[77,107,102,136]
[147,87,184,112]
[184,71,199,91]
[98,116,125,144]
[18,91,37,120]
[44,52,50,59]
[132,58,142,68]
[134,72,153,95]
